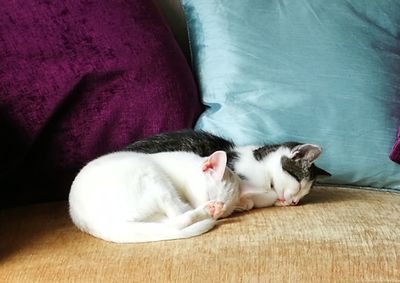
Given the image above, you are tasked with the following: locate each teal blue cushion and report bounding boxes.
[182,0,400,190]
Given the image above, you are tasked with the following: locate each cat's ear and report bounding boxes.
[290,144,322,166]
[202,151,227,181]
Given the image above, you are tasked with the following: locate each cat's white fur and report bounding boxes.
[235,145,319,210]
[69,151,240,243]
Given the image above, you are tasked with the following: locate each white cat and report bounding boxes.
[69,151,241,243]
[235,144,326,210]
[126,130,331,209]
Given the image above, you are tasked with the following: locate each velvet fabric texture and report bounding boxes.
[0,0,202,207]
[390,128,400,164]
[183,0,400,190]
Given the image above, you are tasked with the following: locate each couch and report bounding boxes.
[1,0,399,282]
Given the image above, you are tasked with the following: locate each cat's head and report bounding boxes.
[202,151,241,217]
[253,142,331,206]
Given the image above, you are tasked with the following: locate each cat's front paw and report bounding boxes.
[274,198,299,206]
[206,201,226,219]
[236,196,254,211]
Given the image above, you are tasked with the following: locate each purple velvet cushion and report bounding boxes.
[0,0,202,207]
[390,128,400,164]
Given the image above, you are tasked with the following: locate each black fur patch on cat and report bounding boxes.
[125,130,239,169]
[254,142,331,181]
[281,156,331,181]
[281,156,310,181]
[253,142,300,161]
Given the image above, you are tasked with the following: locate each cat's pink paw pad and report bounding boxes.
[207,201,226,219]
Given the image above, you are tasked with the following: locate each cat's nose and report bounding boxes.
[278,198,286,203]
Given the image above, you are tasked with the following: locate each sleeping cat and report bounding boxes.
[69,150,241,243]
[125,130,331,208]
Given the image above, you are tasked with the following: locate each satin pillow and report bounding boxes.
[182,0,400,190]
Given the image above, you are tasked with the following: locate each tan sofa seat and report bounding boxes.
[1,187,399,282]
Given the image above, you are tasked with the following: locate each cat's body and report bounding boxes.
[69,151,240,243]
[126,130,331,208]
